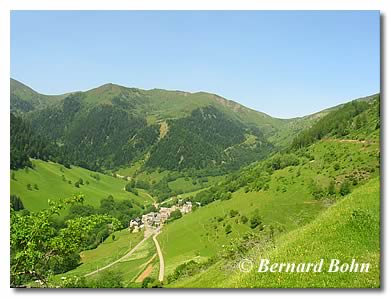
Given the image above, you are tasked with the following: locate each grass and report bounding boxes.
[115,160,144,177]
[158,181,324,276]
[230,177,380,288]
[55,228,159,287]
[170,177,380,288]
[10,159,151,212]
[178,188,208,199]
[135,170,171,184]
[58,228,144,278]
[168,175,224,194]
[90,237,157,287]
[159,138,379,279]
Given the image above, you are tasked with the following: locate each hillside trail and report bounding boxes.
[144,192,159,209]
[153,231,165,282]
[322,138,368,144]
[135,254,157,282]
[84,231,153,277]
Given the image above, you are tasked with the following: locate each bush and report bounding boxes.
[89,270,123,288]
[328,180,336,195]
[340,180,351,196]
[230,209,239,217]
[168,209,182,222]
[250,210,262,229]
[142,277,155,288]
[10,195,24,211]
[241,215,248,224]
[225,224,232,234]
[125,181,138,195]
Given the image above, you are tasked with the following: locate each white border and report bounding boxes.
[1,1,387,297]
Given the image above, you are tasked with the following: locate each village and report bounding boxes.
[128,199,196,233]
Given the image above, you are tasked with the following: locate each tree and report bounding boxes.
[10,195,24,211]
[328,180,336,195]
[250,210,262,229]
[229,209,239,218]
[169,209,182,221]
[125,181,138,195]
[26,184,32,191]
[10,195,121,287]
[241,215,248,224]
[142,277,155,288]
[225,224,232,234]
[340,180,351,196]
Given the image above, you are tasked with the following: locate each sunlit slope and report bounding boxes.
[232,177,380,288]
[10,159,153,212]
[172,177,380,288]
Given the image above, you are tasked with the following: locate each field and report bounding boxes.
[173,177,380,288]
[234,177,380,288]
[158,179,324,275]
[168,175,224,194]
[96,237,158,286]
[56,228,159,287]
[159,139,380,278]
[10,159,153,212]
[115,160,144,178]
[59,228,144,278]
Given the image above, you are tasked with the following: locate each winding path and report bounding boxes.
[152,231,165,282]
[84,233,152,277]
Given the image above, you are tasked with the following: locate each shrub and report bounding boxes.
[250,210,262,229]
[340,180,351,196]
[225,224,232,234]
[10,195,24,211]
[229,209,239,217]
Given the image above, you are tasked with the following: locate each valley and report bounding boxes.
[10,79,380,288]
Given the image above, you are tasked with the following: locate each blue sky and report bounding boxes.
[11,11,380,118]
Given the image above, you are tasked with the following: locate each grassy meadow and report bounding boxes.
[159,138,380,280]
[10,159,153,212]
[170,177,380,288]
[58,228,144,278]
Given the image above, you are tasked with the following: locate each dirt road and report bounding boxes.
[84,233,152,277]
[153,232,165,282]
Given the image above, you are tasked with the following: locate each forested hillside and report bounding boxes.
[10,78,380,288]
[11,79,308,173]
[158,94,380,288]
[10,113,57,169]
[146,106,273,171]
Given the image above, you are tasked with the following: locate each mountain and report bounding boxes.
[11,79,377,174]
[9,79,310,173]
[157,94,380,288]
[10,78,68,112]
[10,81,380,288]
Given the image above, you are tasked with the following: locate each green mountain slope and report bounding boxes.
[171,177,380,288]
[11,78,67,112]
[10,159,152,212]
[158,95,380,287]
[10,79,297,172]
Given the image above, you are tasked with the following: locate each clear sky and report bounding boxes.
[11,11,380,118]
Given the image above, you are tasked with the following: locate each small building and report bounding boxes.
[180,202,192,214]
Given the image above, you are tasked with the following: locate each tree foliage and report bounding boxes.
[10,195,121,287]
